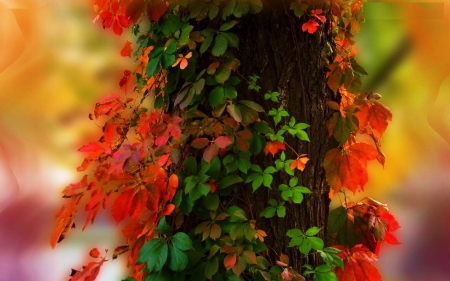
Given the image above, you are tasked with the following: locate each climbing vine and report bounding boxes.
[52,1,400,281]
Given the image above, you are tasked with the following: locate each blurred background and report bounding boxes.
[0,0,449,280]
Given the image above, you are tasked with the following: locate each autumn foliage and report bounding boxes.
[52,1,400,281]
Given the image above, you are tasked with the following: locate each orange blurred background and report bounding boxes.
[0,0,449,280]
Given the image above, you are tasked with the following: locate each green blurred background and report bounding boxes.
[1,0,449,280]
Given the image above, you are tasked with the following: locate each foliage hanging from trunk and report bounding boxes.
[52,1,400,281]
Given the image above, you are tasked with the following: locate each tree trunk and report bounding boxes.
[231,1,337,275]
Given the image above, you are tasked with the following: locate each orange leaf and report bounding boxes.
[290,154,309,171]
[324,143,378,195]
[162,204,175,215]
[264,141,286,156]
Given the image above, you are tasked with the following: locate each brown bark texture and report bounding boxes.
[229,0,338,275]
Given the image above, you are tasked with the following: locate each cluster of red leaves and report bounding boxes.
[302,9,326,34]
[94,0,167,35]
[324,92,392,197]
[52,81,186,279]
[329,198,401,280]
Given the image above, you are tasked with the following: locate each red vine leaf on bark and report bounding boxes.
[355,101,392,141]
[324,142,378,196]
[126,0,167,23]
[264,141,286,156]
[328,197,401,256]
[334,244,381,281]
[290,154,309,171]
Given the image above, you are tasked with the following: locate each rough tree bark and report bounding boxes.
[229,0,337,275]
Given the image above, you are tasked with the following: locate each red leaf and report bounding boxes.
[264,141,286,156]
[355,101,392,140]
[335,245,381,281]
[78,142,104,159]
[119,70,132,91]
[368,102,392,140]
[104,123,114,147]
[94,93,122,119]
[51,197,82,248]
[122,221,144,237]
[192,137,210,149]
[224,253,237,270]
[215,136,233,148]
[120,41,133,57]
[324,143,378,195]
[89,248,101,258]
[112,188,135,223]
[125,0,145,23]
[302,19,319,34]
[203,144,219,163]
[146,0,167,22]
[129,188,148,221]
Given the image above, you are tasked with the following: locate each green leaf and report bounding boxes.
[161,15,182,36]
[205,256,219,279]
[161,53,176,69]
[215,65,231,83]
[179,25,194,46]
[248,0,263,13]
[172,232,193,251]
[252,175,263,192]
[183,156,197,175]
[262,173,273,187]
[138,238,168,271]
[239,100,264,112]
[224,85,237,99]
[291,190,304,204]
[220,20,239,31]
[286,229,303,238]
[281,190,293,201]
[168,245,188,271]
[223,32,239,48]
[147,55,160,77]
[263,166,277,174]
[203,193,220,211]
[227,104,242,122]
[277,206,286,217]
[333,115,352,145]
[233,0,250,17]
[200,34,214,54]
[237,157,251,174]
[308,237,324,250]
[165,41,177,54]
[230,223,246,241]
[212,33,228,57]
[306,227,321,236]
[299,238,312,255]
[227,206,248,222]
[218,175,243,189]
[260,206,276,218]
[209,86,224,108]
[222,0,237,20]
